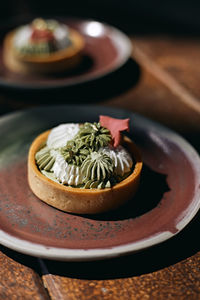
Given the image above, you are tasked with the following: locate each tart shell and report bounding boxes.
[3,28,85,74]
[28,130,143,214]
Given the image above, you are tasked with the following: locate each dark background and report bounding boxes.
[1,0,200,35]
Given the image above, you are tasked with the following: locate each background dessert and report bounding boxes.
[3,18,85,74]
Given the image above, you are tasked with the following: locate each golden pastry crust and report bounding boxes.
[3,28,85,74]
[28,130,143,214]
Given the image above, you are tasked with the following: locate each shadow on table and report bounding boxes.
[82,164,169,221]
[0,58,140,106]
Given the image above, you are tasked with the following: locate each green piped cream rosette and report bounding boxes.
[35,122,133,189]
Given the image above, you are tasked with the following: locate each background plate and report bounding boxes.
[0,18,132,89]
[0,105,200,261]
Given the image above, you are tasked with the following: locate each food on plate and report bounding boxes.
[3,18,85,74]
[28,115,143,214]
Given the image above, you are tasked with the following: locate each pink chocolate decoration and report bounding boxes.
[99,115,130,147]
[31,28,54,42]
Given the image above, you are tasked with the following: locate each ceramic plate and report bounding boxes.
[0,105,200,261]
[0,18,132,90]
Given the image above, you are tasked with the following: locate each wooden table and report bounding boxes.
[0,36,200,299]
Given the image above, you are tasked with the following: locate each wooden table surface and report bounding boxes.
[0,36,200,299]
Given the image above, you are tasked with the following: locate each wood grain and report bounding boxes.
[42,254,200,300]
[0,248,49,299]
[106,69,200,135]
[133,36,200,101]
[106,37,200,137]
[133,37,200,114]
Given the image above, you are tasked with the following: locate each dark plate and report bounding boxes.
[0,18,132,90]
[0,105,200,261]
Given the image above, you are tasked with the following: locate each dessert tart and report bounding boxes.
[3,18,85,74]
[28,116,143,214]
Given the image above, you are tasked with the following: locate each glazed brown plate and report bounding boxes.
[0,18,132,89]
[0,105,200,261]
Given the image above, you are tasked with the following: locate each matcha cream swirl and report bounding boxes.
[35,122,133,189]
